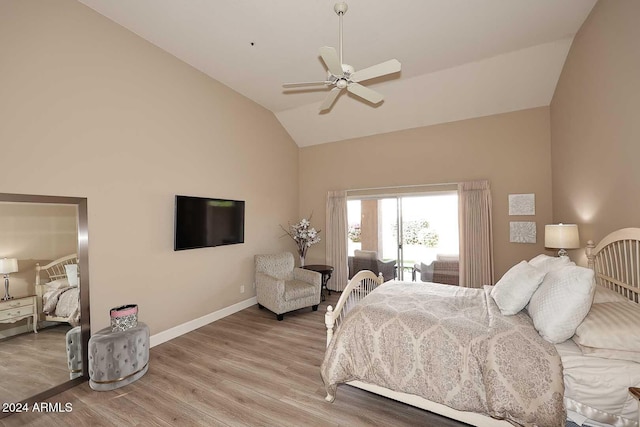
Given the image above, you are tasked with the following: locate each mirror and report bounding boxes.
[0,193,89,417]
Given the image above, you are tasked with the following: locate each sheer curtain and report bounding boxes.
[458,180,494,288]
[326,190,348,291]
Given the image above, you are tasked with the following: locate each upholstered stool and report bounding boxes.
[88,322,149,391]
[65,326,82,379]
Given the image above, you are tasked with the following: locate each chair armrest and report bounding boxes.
[378,259,396,268]
[412,263,421,281]
[420,261,434,282]
[377,259,397,281]
[293,268,322,287]
[255,272,285,295]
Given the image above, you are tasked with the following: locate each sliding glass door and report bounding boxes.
[347,191,459,281]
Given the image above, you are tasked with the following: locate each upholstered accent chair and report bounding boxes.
[255,252,322,321]
[412,254,460,286]
[348,249,397,282]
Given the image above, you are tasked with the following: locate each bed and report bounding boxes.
[35,253,81,326]
[322,228,640,427]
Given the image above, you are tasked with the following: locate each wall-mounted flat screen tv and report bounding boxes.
[174,195,245,251]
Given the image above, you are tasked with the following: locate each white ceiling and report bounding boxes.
[77,0,597,147]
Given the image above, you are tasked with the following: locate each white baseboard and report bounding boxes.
[149,296,257,348]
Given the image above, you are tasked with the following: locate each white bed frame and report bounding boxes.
[35,253,78,324]
[325,228,640,427]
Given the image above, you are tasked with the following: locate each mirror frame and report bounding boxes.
[0,192,90,416]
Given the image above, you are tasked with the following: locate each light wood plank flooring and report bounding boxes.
[1,293,468,426]
[0,325,71,406]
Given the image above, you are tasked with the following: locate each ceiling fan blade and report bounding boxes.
[319,87,342,112]
[319,46,344,76]
[350,59,401,83]
[283,81,331,88]
[347,83,384,104]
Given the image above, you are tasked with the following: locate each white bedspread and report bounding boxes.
[556,339,640,427]
[322,281,565,426]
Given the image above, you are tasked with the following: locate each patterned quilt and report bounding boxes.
[43,286,80,326]
[321,281,565,426]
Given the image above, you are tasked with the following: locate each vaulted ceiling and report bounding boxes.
[78,0,597,147]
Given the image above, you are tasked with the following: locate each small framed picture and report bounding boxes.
[510,221,536,244]
[509,194,535,216]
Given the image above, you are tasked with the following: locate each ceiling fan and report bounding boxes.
[283,2,401,112]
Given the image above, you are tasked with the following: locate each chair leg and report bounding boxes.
[277,314,284,321]
[312,305,319,311]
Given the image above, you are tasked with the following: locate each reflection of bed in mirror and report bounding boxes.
[35,254,81,326]
[0,193,90,420]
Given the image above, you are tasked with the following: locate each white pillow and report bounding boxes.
[491,261,546,315]
[45,278,70,290]
[527,265,595,343]
[592,285,629,304]
[65,264,79,287]
[528,254,575,273]
[573,301,640,362]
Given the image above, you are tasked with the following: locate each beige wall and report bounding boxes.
[299,107,554,279]
[0,0,299,333]
[551,0,640,259]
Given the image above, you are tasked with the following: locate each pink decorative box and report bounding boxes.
[110,304,138,332]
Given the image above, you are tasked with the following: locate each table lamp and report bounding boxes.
[545,224,580,258]
[0,258,18,300]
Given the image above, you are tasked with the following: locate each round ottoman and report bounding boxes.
[88,322,149,391]
[65,326,82,380]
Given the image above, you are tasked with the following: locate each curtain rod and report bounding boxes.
[346,182,458,193]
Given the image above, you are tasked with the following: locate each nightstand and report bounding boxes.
[0,295,38,334]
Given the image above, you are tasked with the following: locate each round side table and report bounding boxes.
[302,264,334,301]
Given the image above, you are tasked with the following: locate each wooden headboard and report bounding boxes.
[586,228,640,303]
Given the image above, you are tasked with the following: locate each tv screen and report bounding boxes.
[174,195,245,251]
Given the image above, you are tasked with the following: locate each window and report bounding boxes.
[347,189,458,280]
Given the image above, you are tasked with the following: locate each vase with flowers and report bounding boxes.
[281,216,321,267]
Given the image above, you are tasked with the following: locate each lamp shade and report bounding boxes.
[0,258,18,274]
[545,224,580,249]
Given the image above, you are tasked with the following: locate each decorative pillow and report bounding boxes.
[527,265,595,343]
[573,301,640,362]
[592,285,629,304]
[491,261,546,315]
[528,254,575,274]
[45,278,70,290]
[65,264,79,287]
[436,254,459,262]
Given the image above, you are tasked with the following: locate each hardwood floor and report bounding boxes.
[0,325,71,406]
[1,293,468,427]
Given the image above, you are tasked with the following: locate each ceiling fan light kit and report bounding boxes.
[283,2,401,113]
